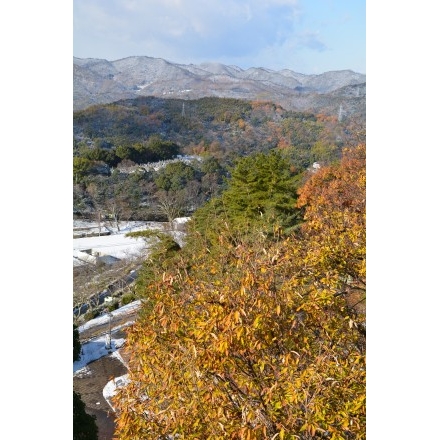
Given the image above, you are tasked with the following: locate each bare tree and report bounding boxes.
[156,190,186,226]
[182,179,203,213]
[86,180,106,235]
[106,200,122,232]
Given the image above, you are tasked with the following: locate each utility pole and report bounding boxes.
[105,311,113,349]
[338,104,344,122]
[181,102,185,117]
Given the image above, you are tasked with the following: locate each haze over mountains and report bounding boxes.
[73,56,366,120]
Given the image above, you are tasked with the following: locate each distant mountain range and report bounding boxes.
[73,56,366,119]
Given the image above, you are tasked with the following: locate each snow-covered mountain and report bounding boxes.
[73,56,366,117]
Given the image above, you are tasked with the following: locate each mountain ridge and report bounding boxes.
[73,56,365,120]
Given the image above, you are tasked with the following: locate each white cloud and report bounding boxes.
[74,0,301,63]
[298,30,327,52]
[73,0,365,73]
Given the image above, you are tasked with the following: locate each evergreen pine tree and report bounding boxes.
[192,149,303,245]
[73,324,81,362]
[73,391,98,440]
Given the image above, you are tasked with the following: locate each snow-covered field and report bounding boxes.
[73,219,189,266]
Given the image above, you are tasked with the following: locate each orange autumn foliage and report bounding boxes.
[111,145,366,439]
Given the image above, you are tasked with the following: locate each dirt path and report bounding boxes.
[73,354,126,440]
[75,317,136,439]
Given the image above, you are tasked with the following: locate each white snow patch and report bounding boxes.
[78,300,142,332]
[103,374,130,411]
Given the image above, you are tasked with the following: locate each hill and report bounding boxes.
[73,56,365,120]
[73,96,363,167]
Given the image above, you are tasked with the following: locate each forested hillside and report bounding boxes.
[72,88,366,438]
[111,144,366,439]
[73,96,365,223]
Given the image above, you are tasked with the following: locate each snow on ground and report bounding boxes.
[73,221,161,265]
[73,220,163,235]
[78,300,142,333]
[74,300,142,374]
[73,233,147,262]
[74,300,143,411]
[103,372,130,411]
[73,334,126,374]
[73,219,190,410]
[73,219,190,266]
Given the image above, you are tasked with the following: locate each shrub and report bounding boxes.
[121,293,136,306]
[84,309,100,321]
[108,301,120,311]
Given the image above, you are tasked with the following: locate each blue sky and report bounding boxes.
[73,0,365,75]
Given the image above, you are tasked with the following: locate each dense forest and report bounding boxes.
[73,95,366,439]
[73,96,365,223]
